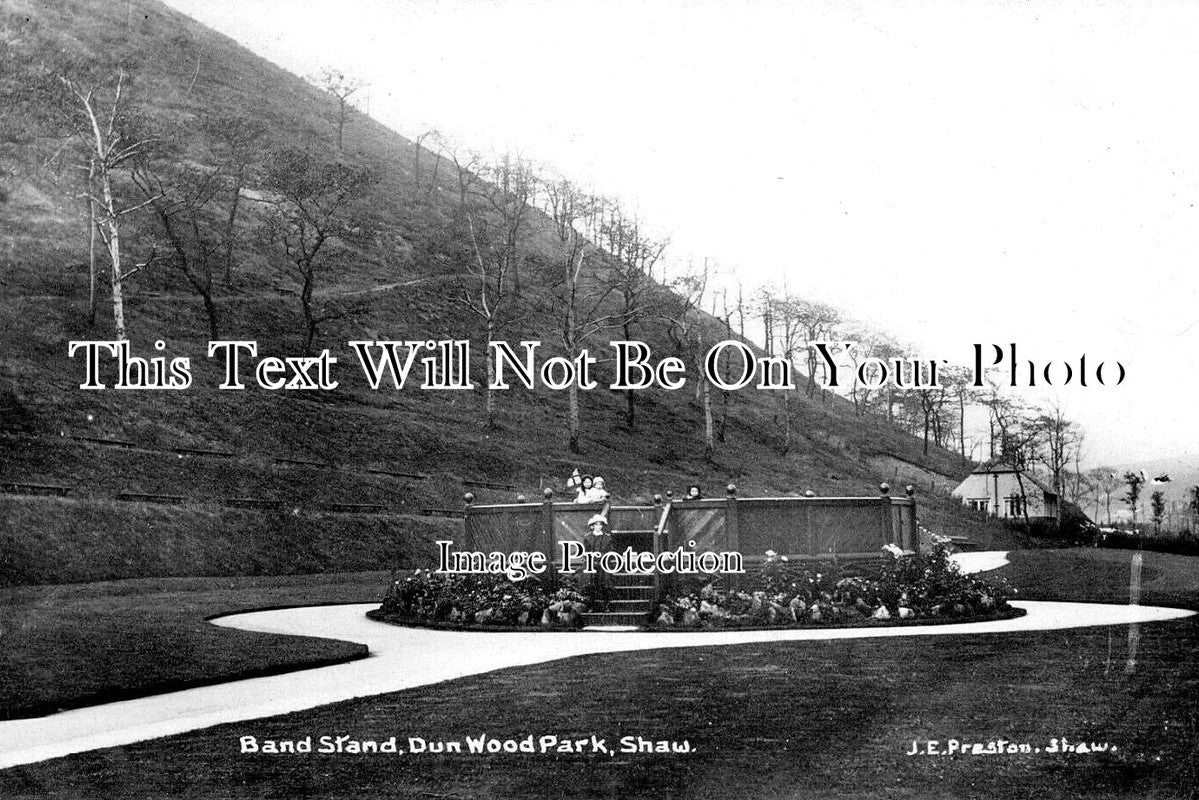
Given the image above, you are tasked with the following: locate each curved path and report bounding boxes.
[951,549,1011,574]
[0,600,1191,770]
[0,553,1191,770]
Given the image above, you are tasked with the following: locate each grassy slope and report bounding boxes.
[0,549,1194,799]
[1,0,1012,588]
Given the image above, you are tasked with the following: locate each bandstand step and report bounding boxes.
[582,611,649,627]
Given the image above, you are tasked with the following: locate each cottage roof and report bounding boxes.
[968,460,1058,497]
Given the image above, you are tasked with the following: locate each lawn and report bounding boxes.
[0,548,1195,799]
[0,571,390,719]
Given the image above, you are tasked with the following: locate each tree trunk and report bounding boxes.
[1054,472,1064,529]
[568,382,581,454]
[413,144,421,195]
[222,165,244,285]
[86,157,98,325]
[87,199,97,325]
[100,186,127,340]
[1014,470,1032,534]
[625,388,635,429]
[203,294,220,341]
[718,388,729,443]
[336,99,346,150]
[96,158,127,339]
[429,153,442,198]
[781,393,791,456]
[485,323,496,428]
[959,394,966,459]
[301,272,316,353]
[702,378,714,461]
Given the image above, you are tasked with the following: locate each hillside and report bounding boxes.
[0,0,1014,586]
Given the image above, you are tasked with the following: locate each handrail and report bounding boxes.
[654,501,672,541]
[652,501,672,601]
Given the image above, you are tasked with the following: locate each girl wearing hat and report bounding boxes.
[583,513,611,609]
[574,475,595,504]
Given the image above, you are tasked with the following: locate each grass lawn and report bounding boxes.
[0,571,390,719]
[1,548,1196,799]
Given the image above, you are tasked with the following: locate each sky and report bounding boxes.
[163,0,1199,467]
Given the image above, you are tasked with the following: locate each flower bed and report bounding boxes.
[370,543,1019,631]
[648,543,1018,629]
[373,571,591,630]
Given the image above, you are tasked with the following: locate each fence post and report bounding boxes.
[879,482,892,550]
[804,489,816,555]
[725,483,740,551]
[905,484,918,553]
[724,484,740,591]
[462,492,474,549]
[542,487,557,590]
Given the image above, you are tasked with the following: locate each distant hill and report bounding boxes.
[0,0,1015,585]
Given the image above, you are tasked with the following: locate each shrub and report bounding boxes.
[650,543,1014,629]
[1094,529,1199,557]
[378,570,590,628]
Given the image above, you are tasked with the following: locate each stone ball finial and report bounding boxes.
[653,493,663,504]
[516,494,526,502]
[543,487,554,499]
[726,483,737,497]
[665,490,674,500]
[905,484,915,496]
[879,482,891,496]
[463,492,475,505]
[804,489,816,498]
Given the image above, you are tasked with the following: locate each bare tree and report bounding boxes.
[664,257,716,461]
[54,65,159,339]
[1032,403,1080,529]
[1150,489,1166,534]
[839,327,874,416]
[132,156,226,339]
[597,201,668,429]
[436,134,482,209]
[1089,467,1121,525]
[868,337,909,424]
[733,278,747,339]
[1073,469,1099,523]
[1123,471,1145,529]
[793,300,842,399]
[941,364,976,460]
[912,383,947,456]
[454,154,537,427]
[311,67,365,151]
[263,148,374,352]
[985,385,1041,532]
[542,177,616,453]
[752,285,777,358]
[1067,433,1088,505]
[711,280,739,444]
[769,290,808,456]
[202,115,266,286]
[412,129,446,199]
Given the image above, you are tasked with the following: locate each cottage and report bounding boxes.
[951,461,1059,520]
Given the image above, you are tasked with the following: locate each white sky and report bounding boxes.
[164,0,1199,467]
